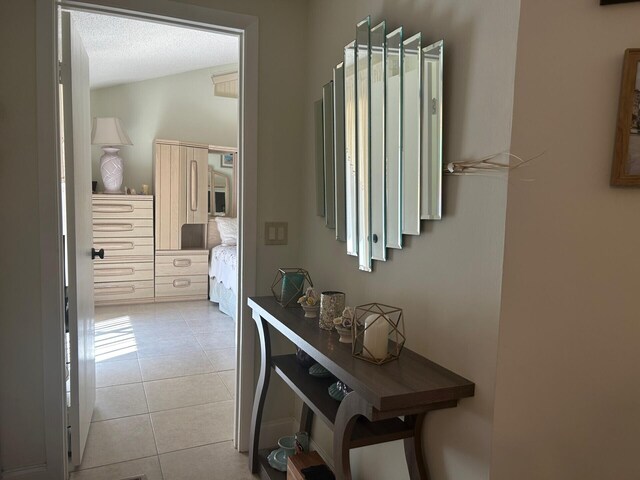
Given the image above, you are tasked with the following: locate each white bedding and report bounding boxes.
[209,245,237,294]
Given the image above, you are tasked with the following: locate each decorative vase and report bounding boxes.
[302,304,319,318]
[319,291,345,331]
[335,325,353,343]
[295,348,316,368]
[100,147,124,193]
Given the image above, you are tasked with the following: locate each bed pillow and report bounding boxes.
[216,217,238,246]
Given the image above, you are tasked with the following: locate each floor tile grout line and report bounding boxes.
[156,438,235,457]
[73,453,161,474]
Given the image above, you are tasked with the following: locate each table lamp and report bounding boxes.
[91,117,133,193]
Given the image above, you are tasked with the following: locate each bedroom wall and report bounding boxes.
[90,64,238,193]
[491,1,640,478]
[301,1,520,479]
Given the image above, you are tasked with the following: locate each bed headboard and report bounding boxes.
[207,218,222,249]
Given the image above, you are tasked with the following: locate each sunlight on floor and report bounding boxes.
[95,315,137,362]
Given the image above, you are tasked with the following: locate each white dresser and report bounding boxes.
[92,194,155,305]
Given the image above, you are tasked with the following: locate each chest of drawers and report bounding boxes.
[92,194,155,306]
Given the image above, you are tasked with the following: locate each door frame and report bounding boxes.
[35,1,258,477]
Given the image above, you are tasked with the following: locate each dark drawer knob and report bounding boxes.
[91,248,105,260]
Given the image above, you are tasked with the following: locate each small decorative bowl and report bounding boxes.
[277,435,296,457]
[302,304,320,318]
[335,325,352,343]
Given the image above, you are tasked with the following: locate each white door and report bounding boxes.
[61,11,96,466]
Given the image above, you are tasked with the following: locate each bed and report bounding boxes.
[208,217,238,321]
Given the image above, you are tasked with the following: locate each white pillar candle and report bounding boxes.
[363,314,389,360]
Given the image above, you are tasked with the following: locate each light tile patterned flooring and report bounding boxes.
[71,300,257,480]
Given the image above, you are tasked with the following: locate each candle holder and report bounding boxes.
[271,268,313,308]
[352,303,405,365]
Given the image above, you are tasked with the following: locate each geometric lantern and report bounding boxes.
[271,268,314,308]
[352,303,405,365]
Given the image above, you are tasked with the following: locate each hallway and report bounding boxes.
[71,301,254,480]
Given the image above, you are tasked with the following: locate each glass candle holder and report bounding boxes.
[319,291,345,330]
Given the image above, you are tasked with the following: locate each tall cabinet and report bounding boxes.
[154,139,209,301]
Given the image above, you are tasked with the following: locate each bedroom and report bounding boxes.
[61,9,244,476]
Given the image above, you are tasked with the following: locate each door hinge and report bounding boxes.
[58,61,64,85]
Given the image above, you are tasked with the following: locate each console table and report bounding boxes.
[248,296,475,480]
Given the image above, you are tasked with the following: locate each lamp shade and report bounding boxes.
[91,117,133,146]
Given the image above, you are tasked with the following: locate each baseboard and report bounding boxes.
[309,438,334,472]
[258,416,298,449]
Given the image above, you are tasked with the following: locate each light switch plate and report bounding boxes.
[265,222,288,245]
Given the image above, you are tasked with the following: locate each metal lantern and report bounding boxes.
[352,303,405,365]
[271,268,313,307]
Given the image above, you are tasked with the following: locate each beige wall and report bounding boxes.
[0,0,47,472]
[302,1,520,479]
[492,1,640,479]
[90,65,238,193]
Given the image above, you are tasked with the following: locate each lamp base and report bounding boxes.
[100,147,124,193]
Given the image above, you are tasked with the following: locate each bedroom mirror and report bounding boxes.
[208,166,230,216]
[370,21,386,262]
[386,27,403,249]
[421,40,444,220]
[356,17,372,272]
[344,41,358,256]
[334,62,347,242]
[323,81,336,229]
[402,32,421,236]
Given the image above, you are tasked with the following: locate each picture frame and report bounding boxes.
[611,49,640,186]
[221,152,235,168]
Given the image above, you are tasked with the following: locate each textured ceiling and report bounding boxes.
[70,11,239,89]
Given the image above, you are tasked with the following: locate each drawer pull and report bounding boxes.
[93,204,134,213]
[173,279,191,288]
[95,284,136,296]
[94,242,135,251]
[96,267,135,277]
[173,259,192,268]
[94,223,134,232]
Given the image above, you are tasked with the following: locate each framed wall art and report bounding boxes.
[601,0,640,5]
[611,49,640,186]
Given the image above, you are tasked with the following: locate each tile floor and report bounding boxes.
[71,300,258,480]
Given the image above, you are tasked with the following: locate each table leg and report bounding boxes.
[300,402,314,436]
[333,392,369,480]
[249,314,271,473]
[403,413,429,480]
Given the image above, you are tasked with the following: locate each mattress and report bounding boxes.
[208,245,237,294]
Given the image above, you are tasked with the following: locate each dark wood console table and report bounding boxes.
[248,296,475,480]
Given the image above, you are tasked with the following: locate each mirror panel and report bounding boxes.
[314,99,325,217]
[385,27,402,249]
[370,21,386,261]
[344,41,358,256]
[208,166,230,216]
[334,63,347,242]
[421,41,443,220]
[402,33,421,235]
[356,17,372,271]
[323,81,336,229]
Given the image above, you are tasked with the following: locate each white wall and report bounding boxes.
[492,1,640,479]
[90,65,238,193]
[301,1,520,479]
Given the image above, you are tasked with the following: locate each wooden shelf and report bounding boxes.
[272,354,338,427]
[271,354,414,449]
[257,448,286,480]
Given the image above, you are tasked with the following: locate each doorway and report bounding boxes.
[36,1,258,479]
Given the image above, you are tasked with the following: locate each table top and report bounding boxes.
[248,296,474,412]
